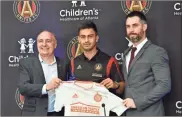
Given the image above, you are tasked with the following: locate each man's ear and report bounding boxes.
[55,43,57,49]
[96,35,99,42]
[143,24,147,32]
[54,39,57,48]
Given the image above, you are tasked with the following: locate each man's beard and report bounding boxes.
[128,35,141,43]
[127,33,143,43]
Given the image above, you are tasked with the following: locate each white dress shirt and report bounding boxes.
[39,54,58,112]
[125,38,148,73]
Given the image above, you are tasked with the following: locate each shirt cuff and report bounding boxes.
[42,84,48,95]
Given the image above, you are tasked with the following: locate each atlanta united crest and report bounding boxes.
[94,63,103,72]
[94,93,102,102]
[13,0,40,23]
[67,36,84,60]
[121,0,152,15]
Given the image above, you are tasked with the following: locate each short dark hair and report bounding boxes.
[78,21,98,35]
[126,11,147,24]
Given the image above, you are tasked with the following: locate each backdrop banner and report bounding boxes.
[1,1,182,116]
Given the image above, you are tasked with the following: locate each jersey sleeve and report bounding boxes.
[106,92,127,116]
[54,84,68,112]
[109,57,124,82]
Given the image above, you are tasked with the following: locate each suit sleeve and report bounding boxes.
[133,48,171,111]
[18,59,44,97]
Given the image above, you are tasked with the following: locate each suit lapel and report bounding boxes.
[128,40,152,75]
[35,56,46,84]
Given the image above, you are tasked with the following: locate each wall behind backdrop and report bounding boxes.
[1,1,182,116]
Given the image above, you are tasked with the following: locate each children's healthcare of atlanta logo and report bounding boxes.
[13,0,40,23]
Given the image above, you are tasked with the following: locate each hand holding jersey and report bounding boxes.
[46,77,62,91]
[123,98,136,109]
[100,78,120,89]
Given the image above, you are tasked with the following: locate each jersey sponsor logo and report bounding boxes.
[94,93,102,102]
[70,102,100,115]
[94,63,103,72]
[92,73,102,77]
[77,65,82,69]
[121,0,152,15]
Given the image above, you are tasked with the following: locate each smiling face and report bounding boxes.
[37,31,57,57]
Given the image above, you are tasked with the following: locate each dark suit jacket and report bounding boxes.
[18,55,66,116]
[122,40,171,116]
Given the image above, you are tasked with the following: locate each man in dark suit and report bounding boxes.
[18,30,65,116]
[122,11,171,116]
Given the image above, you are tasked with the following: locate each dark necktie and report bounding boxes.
[128,47,137,70]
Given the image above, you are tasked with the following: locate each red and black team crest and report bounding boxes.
[94,92,102,102]
[15,88,24,109]
[67,36,84,60]
[121,0,152,15]
[13,0,40,23]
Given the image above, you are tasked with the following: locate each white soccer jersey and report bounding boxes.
[54,81,127,116]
